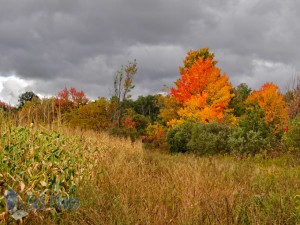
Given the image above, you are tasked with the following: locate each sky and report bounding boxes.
[0,0,299,105]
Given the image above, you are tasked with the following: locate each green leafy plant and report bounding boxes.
[0,125,86,222]
[228,127,271,155]
[228,108,273,155]
[187,122,230,155]
[167,121,195,153]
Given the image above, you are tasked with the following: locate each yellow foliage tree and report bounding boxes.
[66,98,111,130]
[156,94,181,126]
[245,82,289,135]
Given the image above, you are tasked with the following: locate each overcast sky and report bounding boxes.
[0,0,299,105]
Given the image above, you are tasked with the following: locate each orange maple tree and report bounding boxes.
[245,82,289,135]
[170,49,233,125]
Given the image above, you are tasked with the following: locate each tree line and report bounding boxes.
[1,48,299,155]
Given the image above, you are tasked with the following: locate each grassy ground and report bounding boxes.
[1,124,300,224]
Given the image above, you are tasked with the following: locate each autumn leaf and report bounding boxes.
[170,48,233,125]
[245,82,289,135]
[55,87,89,112]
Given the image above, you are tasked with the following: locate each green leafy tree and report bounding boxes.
[131,95,160,122]
[18,91,40,108]
[229,83,252,117]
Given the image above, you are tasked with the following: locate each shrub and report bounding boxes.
[187,122,231,155]
[228,127,271,155]
[144,122,167,149]
[283,114,300,151]
[228,108,273,155]
[167,121,195,153]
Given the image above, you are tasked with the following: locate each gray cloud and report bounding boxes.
[0,0,299,105]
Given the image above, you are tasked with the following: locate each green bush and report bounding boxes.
[187,122,231,155]
[167,108,279,156]
[167,121,195,153]
[228,108,273,155]
[167,122,230,155]
[283,114,300,151]
[228,127,271,155]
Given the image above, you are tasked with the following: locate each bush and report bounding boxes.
[144,122,167,149]
[228,127,271,155]
[283,114,300,151]
[228,108,273,155]
[187,122,231,155]
[167,121,230,155]
[167,121,195,153]
[167,108,279,156]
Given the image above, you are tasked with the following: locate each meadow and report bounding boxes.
[1,120,300,225]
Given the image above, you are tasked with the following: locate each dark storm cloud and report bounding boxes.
[0,0,299,104]
[188,0,300,89]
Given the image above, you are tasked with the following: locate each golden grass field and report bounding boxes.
[1,122,300,225]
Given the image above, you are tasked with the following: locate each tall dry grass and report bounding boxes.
[57,129,300,224]
[1,113,299,224]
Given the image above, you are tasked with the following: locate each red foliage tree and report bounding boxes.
[55,87,89,112]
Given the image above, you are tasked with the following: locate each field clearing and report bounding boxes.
[1,124,300,224]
